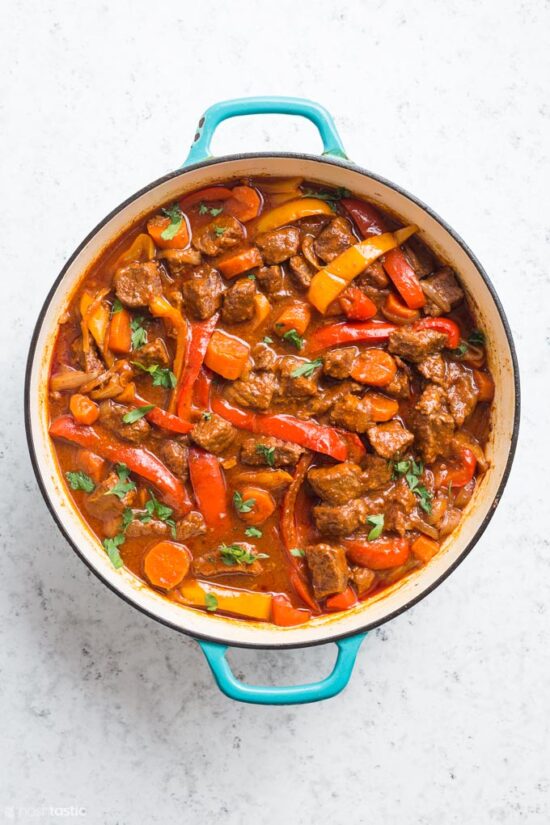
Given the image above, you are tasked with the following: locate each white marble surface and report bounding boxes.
[1,0,549,822]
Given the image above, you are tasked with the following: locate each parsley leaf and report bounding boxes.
[103,534,124,569]
[468,329,486,347]
[415,485,433,514]
[107,463,137,500]
[366,514,384,541]
[202,411,212,421]
[111,298,124,315]
[255,443,275,467]
[282,328,304,350]
[139,489,176,536]
[245,526,263,538]
[121,507,134,532]
[160,203,185,240]
[393,457,433,513]
[122,405,154,424]
[301,186,350,209]
[132,361,177,389]
[130,316,147,349]
[65,471,95,493]
[219,543,268,566]
[198,203,223,217]
[290,548,305,558]
[205,592,218,612]
[450,342,468,357]
[247,273,256,280]
[213,226,227,238]
[262,336,273,344]
[290,358,322,378]
[233,491,256,514]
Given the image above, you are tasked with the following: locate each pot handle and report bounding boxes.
[197,632,367,705]
[183,96,347,167]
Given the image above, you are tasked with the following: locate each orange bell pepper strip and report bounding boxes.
[271,594,311,626]
[49,415,192,514]
[188,447,228,529]
[204,330,250,380]
[180,579,272,621]
[115,233,156,267]
[255,198,333,234]
[325,585,358,611]
[176,314,219,419]
[308,226,418,314]
[346,537,410,570]
[339,286,377,320]
[415,317,461,349]
[307,321,397,353]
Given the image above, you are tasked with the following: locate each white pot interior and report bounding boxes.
[27,155,518,648]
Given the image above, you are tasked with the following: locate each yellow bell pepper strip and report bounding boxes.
[148,294,189,413]
[254,198,333,234]
[180,579,272,621]
[80,289,110,354]
[115,233,156,267]
[307,225,418,314]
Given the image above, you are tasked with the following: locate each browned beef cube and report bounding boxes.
[355,283,389,309]
[78,340,104,373]
[252,342,278,371]
[256,227,300,264]
[307,462,366,504]
[304,381,362,418]
[240,436,305,467]
[384,478,418,535]
[412,384,455,463]
[190,413,235,454]
[158,439,188,481]
[221,278,256,324]
[288,255,315,289]
[277,356,320,398]
[176,511,206,541]
[445,362,479,426]
[312,499,366,537]
[361,454,393,490]
[383,368,410,399]
[296,215,331,235]
[350,566,377,597]
[85,471,137,520]
[181,265,224,320]
[367,420,414,459]
[358,260,389,288]
[134,337,170,367]
[313,217,356,263]
[305,543,349,599]
[422,267,464,316]
[329,394,373,433]
[114,261,163,307]
[255,265,285,296]
[125,518,170,538]
[403,238,435,277]
[227,371,278,410]
[192,215,245,256]
[99,399,151,444]
[193,544,263,578]
[388,327,447,362]
[323,347,357,379]
[158,247,202,275]
[417,353,447,385]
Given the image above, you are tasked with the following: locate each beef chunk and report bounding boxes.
[403,239,435,278]
[288,255,315,289]
[158,247,202,275]
[181,265,224,320]
[190,413,235,454]
[255,227,300,264]
[192,215,245,256]
[383,368,410,399]
[158,439,188,481]
[193,544,263,578]
[134,337,170,367]
[312,499,366,537]
[222,278,256,324]
[240,436,305,467]
[297,215,331,235]
[367,420,414,459]
[227,371,278,410]
[323,347,357,379]
[358,260,389,289]
[176,511,207,541]
[313,217,356,263]
[384,478,418,535]
[355,282,389,309]
[305,543,349,599]
[421,267,464,316]
[125,517,170,538]
[350,566,377,597]
[388,327,447,362]
[445,362,479,426]
[255,265,285,297]
[277,356,320,398]
[417,353,447,385]
[85,471,137,520]
[114,261,163,307]
[412,384,455,463]
[99,399,151,444]
[252,342,278,371]
[329,394,373,433]
[308,462,366,505]
[304,381,362,418]
[361,454,393,490]
[79,340,104,373]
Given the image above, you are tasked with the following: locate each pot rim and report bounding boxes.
[24,151,521,649]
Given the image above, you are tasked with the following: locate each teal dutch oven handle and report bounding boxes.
[184,96,363,703]
[183,95,348,166]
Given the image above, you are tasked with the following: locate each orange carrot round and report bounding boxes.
[237,486,276,525]
[147,214,190,250]
[224,186,262,222]
[351,349,397,387]
[69,393,100,425]
[143,541,191,590]
[364,392,399,421]
[108,307,132,354]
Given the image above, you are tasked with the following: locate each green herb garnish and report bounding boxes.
[205,592,218,612]
[282,328,304,350]
[107,464,137,500]
[247,273,256,280]
[160,203,185,240]
[245,526,263,538]
[130,316,147,349]
[415,485,433,514]
[202,411,212,421]
[121,507,134,532]
[262,336,273,344]
[140,489,176,537]
[233,491,256,514]
[103,534,124,569]
[366,514,384,541]
[199,203,223,217]
[255,443,276,467]
[132,361,177,389]
[122,405,154,424]
[219,543,268,566]
[290,548,305,558]
[301,186,350,209]
[290,358,322,378]
[214,226,227,238]
[468,329,486,347]
[111,298,124,315]
[393,458,433,513]
[450,342,468,357]
[65,471,95,493]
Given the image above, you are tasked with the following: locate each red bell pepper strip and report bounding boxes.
[342,197,426,309]
[176,314,219,419]
[438,448,477,488]
[339,286,377,320]
[49,415,192,514]
[307,321,397,354]
[193,367,213,410]
[271,594,311,626]
[415,317,461,349]
[345,537,410,570]
[179,186,233,211]
[325,585,358,611]
[280,455,319,612]
[188,447,228,529]
[130,391,193,434]
[211,395,350,462]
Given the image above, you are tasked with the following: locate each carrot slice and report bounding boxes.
[236,486,276,525]
[364,392,399,421]
[224,186,262,222]
[346,538,410,570]
[69,393,99,425]
[204,330,250,380]
[144,541,191,590]
[411,535,440,563]
[108,307,132,354]
[274,302,311,337]
[350,349,397,387]
[216,246,263,278]
[76,449,106,483]
[147,214,190,250]
[271,594,311,626]
[179,186,233,211]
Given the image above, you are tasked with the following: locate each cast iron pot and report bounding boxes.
[25,97,520,704]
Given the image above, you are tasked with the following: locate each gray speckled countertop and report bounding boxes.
[1,1,549,822]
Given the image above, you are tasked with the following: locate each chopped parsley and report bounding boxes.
[468,329,486,347]
[213,226,227,238]
[103,534,124,568]
[301,186,350,209]
[122,405,154,424]
[140,489,176,537]
[111,297,124,315]
[219,543,268,566]
[65,471,95,493]
[233,490,256,514]
[160,203,185,240]
[290,358,322,378]
[262,336,273,344]
[205,592,218,612]
[393,458,433,514]
[245,526,263,538]
[366,514,384,541]
[282,328,304,350]
[132,361,177,389]
[255,443,275,467]
[202,411,212,421]
[121,507,134,532]
[198,203,223,217]
[130,316,147,349]
[450,342,468,357]
[290,548,305,558]
[247,273,256,280]
[107,464,137,500]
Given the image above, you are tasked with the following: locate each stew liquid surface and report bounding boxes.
[48,178,494,626]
